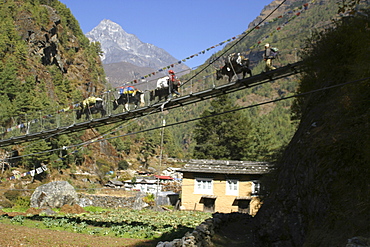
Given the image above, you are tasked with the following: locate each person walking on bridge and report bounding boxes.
[168,70,180,96]
[263,43,276,72]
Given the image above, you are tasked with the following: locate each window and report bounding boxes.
[251,181,261,196]
[194,178,213,194]
[226,179,239,195]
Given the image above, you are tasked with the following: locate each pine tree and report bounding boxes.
[22,139,51,170]
[193,95,254,160]
[163,126,183,159]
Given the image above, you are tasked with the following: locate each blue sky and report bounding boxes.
[59,0,273,68]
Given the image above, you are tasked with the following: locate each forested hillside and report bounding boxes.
[0,0,106,119]
[0,0,114,181]
[0,0,365,188]
[253,6,370,246]
[165,0,344,159]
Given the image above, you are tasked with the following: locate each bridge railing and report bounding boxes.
[0,64,266,141]
[105,70,229,114]
[0,69,241,141]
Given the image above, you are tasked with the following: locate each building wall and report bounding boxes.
[181,172,262,215]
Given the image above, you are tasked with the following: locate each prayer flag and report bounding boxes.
[36,167,43,174]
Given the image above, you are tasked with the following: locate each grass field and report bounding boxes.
[0,206,212,247]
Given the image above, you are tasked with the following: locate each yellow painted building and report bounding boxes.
[178,159,270,215]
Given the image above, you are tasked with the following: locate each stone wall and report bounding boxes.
[156,212,251,247]
[77,193,146,209]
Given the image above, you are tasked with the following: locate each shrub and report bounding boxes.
[142,193,155,206]
[118,160,129,170]
[10,215,24,225]
[0,198,13,208]
[83,206,106,213]
[3,190,20,202]
[14,196,30,208]
[86,184,97,194]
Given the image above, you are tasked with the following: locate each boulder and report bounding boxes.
[30,181,78,208]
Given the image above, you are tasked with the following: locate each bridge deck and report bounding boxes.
[0,62,304,147]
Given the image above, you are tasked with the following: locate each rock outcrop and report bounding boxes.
[253,11,370,246]
[30,181,78,208]
[17,5,65,72]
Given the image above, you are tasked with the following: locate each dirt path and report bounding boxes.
[0,223,157,247]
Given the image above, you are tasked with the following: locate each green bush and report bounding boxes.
[142,193,155,206]
[14,196,30,208]
[86,184,97,194]
[118,160,129,170]
[3,190,20,202]
[0,198,13,208]
[10,215,24,225]
[83,206,106,213]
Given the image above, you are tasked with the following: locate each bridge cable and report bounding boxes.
[5,76,367,161]
[1,95,178,161]
[0,62,303,151]
[179,0,288,88]
[104,76,369,141]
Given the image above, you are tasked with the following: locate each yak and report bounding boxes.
[76,97,106,120]
[216,54,252,82]
[150,78,181,102]
[113,91,145,111]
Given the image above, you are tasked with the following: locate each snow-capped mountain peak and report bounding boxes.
[86,19,187,71]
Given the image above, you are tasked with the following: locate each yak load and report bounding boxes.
[150,76,181,102]
[216,53,252,82]
[76,96,106,120]
[113,86,145,112]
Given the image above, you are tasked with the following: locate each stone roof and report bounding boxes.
[123,178,157,184]
[178,159,271,175]
[104,180,124,187]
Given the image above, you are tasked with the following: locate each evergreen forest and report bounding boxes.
[0,0,368,245]
[0,0,366,184]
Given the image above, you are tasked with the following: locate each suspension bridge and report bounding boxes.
[0,61,304,147]
[0,0,314,149]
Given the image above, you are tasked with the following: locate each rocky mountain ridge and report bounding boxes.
[102,61,161,89]
[248,0,299,29]
[86,19,189,87]
[86,19,189,70]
